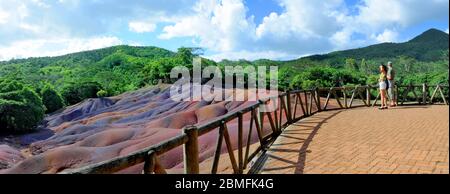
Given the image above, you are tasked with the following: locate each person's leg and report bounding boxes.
[388,86,394,106]
[388,81,396,106]
[393,84,397,106]
[379,89,382,108]
[380,89,386,108]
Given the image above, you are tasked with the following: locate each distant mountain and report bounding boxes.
[304,28,449,62]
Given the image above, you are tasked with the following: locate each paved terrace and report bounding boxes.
[259,105,449,174]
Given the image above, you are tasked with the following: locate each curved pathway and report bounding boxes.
[259,105,449,174]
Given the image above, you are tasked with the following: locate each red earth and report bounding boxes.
[0,85,336,174]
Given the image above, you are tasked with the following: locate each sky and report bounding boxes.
[0,0,448,61]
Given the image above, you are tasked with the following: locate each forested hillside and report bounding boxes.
[0,45,176,96]
[304,28,449,62]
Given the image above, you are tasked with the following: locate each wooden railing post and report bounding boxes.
[422,83,428,104]
[143,150,157,174]
[343,87,348,109]
[308,91,314,114]
[304,91,309,116]
[183,126,199,174]
[395,85,399,106]
[286,91,293,123]
[437,84,448,105]
[237,112,244,174]
[323,87,332,110]
[430,85,438,104]
[366,86,371,107]
[316,88,322,112]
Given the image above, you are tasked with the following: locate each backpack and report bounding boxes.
[385,79,390,90]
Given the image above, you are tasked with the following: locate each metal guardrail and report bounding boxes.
[61,84,449,174]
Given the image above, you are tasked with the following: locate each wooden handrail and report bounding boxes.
[61,134,189,174]
[62,84,448,174]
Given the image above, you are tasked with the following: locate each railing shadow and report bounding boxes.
[261,110,343,173]
[294,111,343,174]
[392,106,430,110]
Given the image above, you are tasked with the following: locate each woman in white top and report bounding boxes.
[378,64,389,110]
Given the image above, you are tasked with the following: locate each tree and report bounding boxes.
[0,79,45,133]
[345,58,358,71]
[96,90,108,98]
[442,50,449,72]
[177,47,203,62]
[398,55,416,73]
[278,67,295,90]
[359,58,369,74]
[41,84,65,113]
[61,82,102,105]
[142,57,178,84]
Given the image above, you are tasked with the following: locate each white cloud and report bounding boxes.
[160,0,344,59]
[356,0,449,29]
[161,0,449,60]
[373,29,399,43]
[332,0,448,46]
[446,29,449,34]
[254,0,346,54]
[206,50,297,61]
[129,21,156,33]
[256,0,345,39]
[0,0,196,60]
[0,9,9,24]
[0,36,122,61]
[0,0,448,61]
[160,0,256,52]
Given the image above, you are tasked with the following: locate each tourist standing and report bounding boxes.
[387,62,397,107]
[378,64,389,110]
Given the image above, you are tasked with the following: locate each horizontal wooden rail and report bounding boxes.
[62,84,448,174]
[62,134,189,174]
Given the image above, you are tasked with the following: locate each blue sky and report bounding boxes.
[0,0,448,61]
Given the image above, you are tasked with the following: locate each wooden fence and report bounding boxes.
[62,84,449,174]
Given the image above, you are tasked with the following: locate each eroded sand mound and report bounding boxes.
[1,84,336,174]
[0,145,25,169]
[1,85,282,174]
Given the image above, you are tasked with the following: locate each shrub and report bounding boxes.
[61,82,102,105]
[0,80,45,133]
[41,84,65,113]
[289,67,366,89]
[96,90,108,98]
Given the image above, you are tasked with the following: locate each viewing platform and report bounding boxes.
[258,105,449,174]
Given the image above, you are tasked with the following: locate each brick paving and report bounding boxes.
[260,105,449,174]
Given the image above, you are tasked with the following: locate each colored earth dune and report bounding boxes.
[0,85,335,174]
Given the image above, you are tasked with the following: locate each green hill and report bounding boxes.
[0,46,187,103]
[304,28,449,62]
[0,45,175,67]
